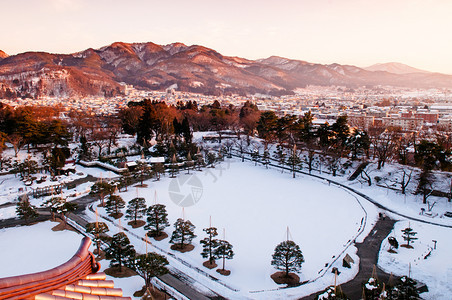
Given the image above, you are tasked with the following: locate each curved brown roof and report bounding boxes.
[0,237,131,300]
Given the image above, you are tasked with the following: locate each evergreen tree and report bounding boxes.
[86,222,109,255]
[106,232,136,271]
[315,286,348,300]
[78,134,92,160]
[145,204,170,238]
[105,194,126,219]
[42,196,65,221]
[132,253,169,290]
[271,240,304,277]
[59,201,77,225]
[16,197,38,224]
[251,148,260,166]
[206,152,216,167]
[185,152,193,174]
[153,162,165,180]
[125,197,147,226]
[262,148,271,169]
[118,170,132,192]
[273,144,286,173]
[214,239,234,271]
[200,227,219,264]
[287,146,302,178]
[90,181,114,206]
[170,218,197,249]
[362,277,382,300]
[170,154,179,177]
[135,161,152,185]
[401,226,418,247]
[181,117,192,144]
[388,276,419,299]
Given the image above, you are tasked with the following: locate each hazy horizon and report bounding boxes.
[2,0,452,74]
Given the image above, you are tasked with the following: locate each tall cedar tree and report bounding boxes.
[105,232,135,271]
[86,222,109,255]
[200,227,219,264]
[271,240,305,277]
[125,197,147,225]
[132,253,169,290]
[90,181,114,206]
[145,204,170,237]
[105,194,125,219]
[214,239,234,271]
[170,218,197,249]
[401,226,418,247]
[16,198,38,224]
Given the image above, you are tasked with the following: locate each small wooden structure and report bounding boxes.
[342,253,355,268]
[31,184,65,198]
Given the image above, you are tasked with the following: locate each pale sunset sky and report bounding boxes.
[1,0,452,74]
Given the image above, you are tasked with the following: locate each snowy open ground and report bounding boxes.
[2,133,452,298]
[87,158,379,298]
[379,220,452,300]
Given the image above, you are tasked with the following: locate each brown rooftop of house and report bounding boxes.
[0,237,131,300]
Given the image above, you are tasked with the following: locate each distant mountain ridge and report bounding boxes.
[0,50,8,59]
[365,62,431,74]
[0,42,451,99]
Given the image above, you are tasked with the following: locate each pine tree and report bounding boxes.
[271,240,304,277]
[105,194,126,219]
[118,170,132,192]
[42,196,65,221]
[125,197,147,226]
[273,144,286,173]
[389,276,419,299]
[206,152,216,167]
[135,161,152,185]
[86,222,109,255]
[262,148,270,169]
[132,253,169,290]
[106,232,136,271]
[200,227,219,265]
[214,239,234,272]
[170,218,196,249]
[145,204,169,238]
[59,201,77,225]
[287,146,302,178]
[170,154,179,177]
[16,197,38,224]
[401,226,418,248]
[90,181,114,206]
[153,162,164,180]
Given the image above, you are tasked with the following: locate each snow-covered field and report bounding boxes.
[379,220,452,300]
[87,158,379,298]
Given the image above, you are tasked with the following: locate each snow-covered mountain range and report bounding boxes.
[1,42,451,99]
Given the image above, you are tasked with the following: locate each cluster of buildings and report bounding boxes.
[1,84,451,132]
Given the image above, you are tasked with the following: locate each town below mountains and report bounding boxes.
[1,41,452,99]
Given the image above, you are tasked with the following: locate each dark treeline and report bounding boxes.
[0,99,450,177]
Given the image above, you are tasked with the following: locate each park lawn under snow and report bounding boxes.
[378,220,452,300]
[92,158,379,298]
